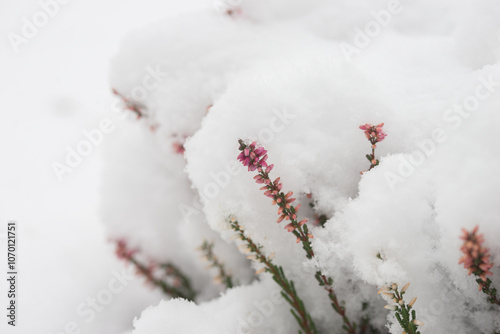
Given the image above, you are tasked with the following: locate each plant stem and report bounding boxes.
[315,272,356,334]
[229,218,317,334]
[238,139,358,333]
[130,258,196,300]
[199,240,235,289]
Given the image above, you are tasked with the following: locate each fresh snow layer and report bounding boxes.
[103,1,500,333]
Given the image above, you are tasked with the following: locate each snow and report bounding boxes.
[106,1,500,333]
[132,279,296,334]
[0,1,209,334]
[2,0,500,333]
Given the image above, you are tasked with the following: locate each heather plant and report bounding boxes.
[99,4,500,332]
[199,240,236,289]
[112,88,147,119]
[237,139,359,333]
[228,217,318,334]
[378,283,422,334]
[359,123,387,172]
[107,121,499,333]
[115,239,196,300]
[459,226,499,305]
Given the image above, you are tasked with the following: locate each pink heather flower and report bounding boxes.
[237,140,268,171]
[139,262,157,283]
[237,139,315,255]
[360,123,387,143]
[115,239,137,261]
[172,142,185,154]
[459,226,494,287]
[360,122,387,171]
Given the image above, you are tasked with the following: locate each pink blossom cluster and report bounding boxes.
[359,122,387,171]
[459,226,494,289]
[115,239,137,261]
[359,123,387,145]
[237,140,269,171]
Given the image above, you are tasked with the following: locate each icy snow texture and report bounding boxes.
[103,1,500,333]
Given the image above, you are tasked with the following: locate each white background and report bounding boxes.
[0,1,209,333]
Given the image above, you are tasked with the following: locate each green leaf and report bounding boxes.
[290,309,302,327]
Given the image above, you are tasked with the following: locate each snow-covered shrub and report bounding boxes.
[101,1,500,333]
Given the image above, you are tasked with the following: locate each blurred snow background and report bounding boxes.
[0,1,209,333]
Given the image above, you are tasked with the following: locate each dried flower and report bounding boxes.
[199,240,235,289]
[401,283,411,293]
[378,286,390,294]
[255,267,266,275]
[379,283,422,334]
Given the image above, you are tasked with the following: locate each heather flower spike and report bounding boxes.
[237,139,314,258]
[459,226,499,305]
[378,283,422,334]
[237,139,358,333]
[237,140,268,172]
[359,123,387,172]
